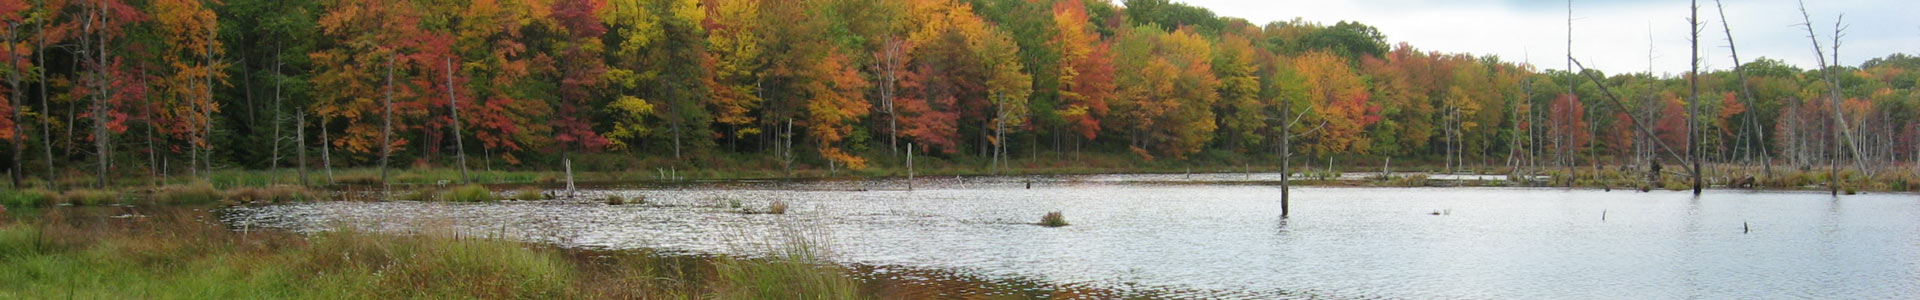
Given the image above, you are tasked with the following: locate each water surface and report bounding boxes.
[225,176,1920,299]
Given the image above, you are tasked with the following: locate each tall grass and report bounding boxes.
[0,208,869,299]
[152,181,223,205]
[445,184,496,202]
[1039,212,1069,227]
[715,222,860,299]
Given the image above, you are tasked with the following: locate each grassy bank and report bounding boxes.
[0,208,873,299]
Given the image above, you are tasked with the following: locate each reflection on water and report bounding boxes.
[225,176,1920,299]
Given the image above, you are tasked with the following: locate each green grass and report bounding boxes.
[445,184,496,202]
[0,189,58,208]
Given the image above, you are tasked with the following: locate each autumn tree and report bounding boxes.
[1050,0,1113,149]
[1291,50,1378,156]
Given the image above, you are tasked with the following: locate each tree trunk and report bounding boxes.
[380,55,395,198]
[6,24,21,188]
[1280,94,1292,218]
[321,116,334,184]
[297,110,308,187]
[36,16,52,189]
[446,57,469,183]
[1689,0,1703,195]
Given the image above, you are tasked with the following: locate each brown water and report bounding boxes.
[224,175,1920,299]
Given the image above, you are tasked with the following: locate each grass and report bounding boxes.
[396,188,442,201]
[58,189,120,206]
[0,189,58,208]
[510,188,546,201]
[152,181,223,205]
[224,185,320,204]
[1039,211,1069,227]
[714,223,860,299]
[0,208,873,299]
[445,184,496,202]
[767,200,788,214]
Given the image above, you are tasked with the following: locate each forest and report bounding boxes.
[0,0,1915,188]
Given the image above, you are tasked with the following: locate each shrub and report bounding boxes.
[1039,211,1068,227]
[606,195,627,205]
[445,185,495,202]
[154,182,223,205]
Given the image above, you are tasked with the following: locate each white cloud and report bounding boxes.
[1163,0,1917,75]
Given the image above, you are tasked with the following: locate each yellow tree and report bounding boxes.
[1292,50,1378,155]
[701,0,763,143]
[151,0,224,176]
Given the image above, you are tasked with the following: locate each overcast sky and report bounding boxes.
[1163,0,1916,76]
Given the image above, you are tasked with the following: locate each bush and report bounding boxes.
[605,195,627,205]
[445,185,495,202]
[1039,211,1068,227]
[154,182,224,205]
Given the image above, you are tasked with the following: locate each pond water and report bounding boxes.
[225,175,1920,299]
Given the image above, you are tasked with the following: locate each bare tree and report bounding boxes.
[1688,0,1702,194]
[380,54,395,198]
[1714,0,1771,181]
[447,57,469,183]
[1797,1,1866,195]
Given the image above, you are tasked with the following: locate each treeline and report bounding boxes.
[0,0,1915,187]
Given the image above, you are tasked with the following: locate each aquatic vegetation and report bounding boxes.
[511,188,546,201]
[224,186,320,204]
[0,189,58,208]
[153,182,224,205]
[767,200,788,214]
[445,185,496,202]
[1040,211,1069,227]
[396,189,442,201]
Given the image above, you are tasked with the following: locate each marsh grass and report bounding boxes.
[223,185,320,204]
[510,188,546,201]
[0,208,868,299]
[0,189,58,208]
[58,189,121,206]
[1039,212,1069,227]
[152,182,223,205]
[767,200,788,214]
[715,220,860,299]
[445,185,496,202]
[396,188,443,201]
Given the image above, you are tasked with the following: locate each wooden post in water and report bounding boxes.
[907,142,914,191]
